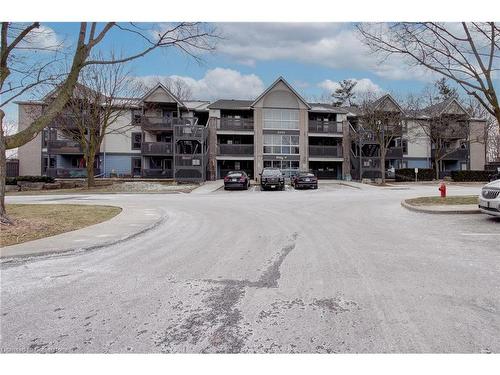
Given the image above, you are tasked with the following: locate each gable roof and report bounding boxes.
[422,97,470,118]
[368,94,404,113]
[140,82,186,108]
[251,76,311,109]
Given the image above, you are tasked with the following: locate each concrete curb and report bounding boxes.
[0,209,167,265]
[401,200,481,215]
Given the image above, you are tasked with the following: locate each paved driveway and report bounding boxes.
[1,183,499,353]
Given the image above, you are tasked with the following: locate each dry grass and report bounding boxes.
[406,195,478,206]
[1,204,122,247]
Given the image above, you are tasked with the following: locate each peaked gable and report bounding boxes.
[251,77,311,109]
[141,83,185,108]
[370,94,404,113]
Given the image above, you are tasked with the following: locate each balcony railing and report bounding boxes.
[175,153,208,167]
[46,168,101,178]
[386,147,404,158]
[217,144,254,156]
[432,148,468,160]
[142,169,173,178]
[47,139,82,154]
[216,117,254,132]
[308,120,343,134]
[309,145,342,158]
[138,116,195,132]
[174,124,208,140]
[141,142,173,155]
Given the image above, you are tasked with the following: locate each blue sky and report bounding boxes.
[5,22,440,123]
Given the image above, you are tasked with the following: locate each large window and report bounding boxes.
[263,134,299,155]
[263,109,299,130]
[131,132,142,150]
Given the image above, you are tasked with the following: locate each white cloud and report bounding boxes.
[135,68,265,100]
[318,78,385,97]
[20,25,63,51]
[216,23,432,82]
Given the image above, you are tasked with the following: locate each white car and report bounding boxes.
[478,179,500,217]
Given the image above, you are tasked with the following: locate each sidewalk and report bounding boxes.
[0,204,166,261]
[190,180,224,194]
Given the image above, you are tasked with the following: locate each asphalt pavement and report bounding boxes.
[1,182,499,353]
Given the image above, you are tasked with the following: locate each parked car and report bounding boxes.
[260,168,285,191]
[223,171,250,190]
[478,179,500,217]
[489,171,500,182]
[291,171,318,189]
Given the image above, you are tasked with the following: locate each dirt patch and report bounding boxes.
[1,204,122,247]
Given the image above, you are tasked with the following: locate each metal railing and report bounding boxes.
[308,145,342,157]
[308,120,343,134]
[141,142,173,155]
[46,168,101,178]
[47,139,83,154]
[217,144,254,156]
[142,169,173,178]
[216,117,254,131]
[174,153,208,167]
[432,148,468,160]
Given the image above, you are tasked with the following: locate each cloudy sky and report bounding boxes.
[5,22,444,123]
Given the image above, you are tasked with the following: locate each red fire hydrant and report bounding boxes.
[439,182,447,198]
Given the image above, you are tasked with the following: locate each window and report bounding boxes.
[402,140,408,154]
[263,134,299,155]
[131,132,142,150]
[131,157,142,176]
[263,109,299,130]
[42,156,56,173]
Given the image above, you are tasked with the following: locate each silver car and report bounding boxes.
[478,179,500,217]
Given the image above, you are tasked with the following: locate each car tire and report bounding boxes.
[314,185,318,189]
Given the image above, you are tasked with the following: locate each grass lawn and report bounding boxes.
[1,204,122,247]
[405,195,479,206]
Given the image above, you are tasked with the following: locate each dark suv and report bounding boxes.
[260,168,285,191]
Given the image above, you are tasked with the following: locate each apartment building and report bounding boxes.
[16,77,486,181]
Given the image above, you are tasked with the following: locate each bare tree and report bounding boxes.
[357,22,500,131]
[405,93,476,179]
[356,93,405,184]
[0,22,218,223]
[57,60,145,188]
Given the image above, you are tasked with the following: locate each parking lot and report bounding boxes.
[1,182,499,353]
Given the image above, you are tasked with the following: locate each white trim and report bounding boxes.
[216,156,254,161]
[308,157,343,162]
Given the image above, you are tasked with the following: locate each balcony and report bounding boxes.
[141,142,173,156]
[142,169,173,178]
[174,124,208,140]
[217,144,254,156]
[309,145,342,158]
[46,168,101,178]
[386,147,404,159]
[138,116,194,132]
[216,118,254,132]
[50,114,89,129]
[47,139,82,154]
[175,153,208,167]
[308,120,343,135]
[432,148,468,160]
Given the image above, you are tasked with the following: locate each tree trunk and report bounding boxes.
[435,159,441,180]
[86,152,96,189]
[0,110,12,224]
[380,149,386,184]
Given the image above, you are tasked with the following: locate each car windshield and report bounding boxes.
[262,169,281,177]
[227,173,243,178]
[299,173,315,177]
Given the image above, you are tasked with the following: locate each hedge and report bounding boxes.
[6,176,55,185]
[451,170,492,182]
[395,168,435,182]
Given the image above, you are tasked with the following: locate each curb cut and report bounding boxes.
[400,200,481,215]
[0,211,167,266]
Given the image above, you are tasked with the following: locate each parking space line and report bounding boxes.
[460,233,500,236]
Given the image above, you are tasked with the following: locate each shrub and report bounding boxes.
[451,170,492,182]
[16,176,55,183]
[395,168,435,182]
[6,177,17,185]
